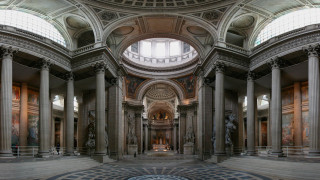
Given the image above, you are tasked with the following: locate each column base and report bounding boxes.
[183,143,194,155]
[37,151,50,158]
[246,150,255,156]
[269,150,283,157]
[128,144,138,155]
[92,155,115,163]
[205,155,228,163]
[0,150,14,158]
[64,152,74,156]
[308,150,320,157]
[214,151,226,156]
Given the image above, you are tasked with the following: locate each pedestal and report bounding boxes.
[128,144,138,155]
[183,143,194,155]
[92,155,115,163]
[205,155,228,163]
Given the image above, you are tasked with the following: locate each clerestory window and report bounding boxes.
[0,10,66,47]
[255,8,320,46]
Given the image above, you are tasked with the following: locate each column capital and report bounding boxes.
[267,57,282,70]
[107,77,118,86]
[40,59,52,70]
[213,61,226,73]
[204,77,214,86]
[92,61,106,73]
[65,71,75,81]
[304,44,320,57]
[1,46,18,58]
[247,71,256,81]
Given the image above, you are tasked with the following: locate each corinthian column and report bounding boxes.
[246,71,255,155]
[38,59,52,157]
[268,58,283,156]
[305,45,320,156]
[214,62,226,156]
[0,46,17,157]
[93,62,106,156]
[197,75,213,160]
[65,72,74,155]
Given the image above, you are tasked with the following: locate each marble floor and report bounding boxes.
[47,158,270,180]
[1,155,320,180]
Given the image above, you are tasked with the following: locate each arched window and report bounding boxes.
[0,10,66,47]
[255,8,320,46]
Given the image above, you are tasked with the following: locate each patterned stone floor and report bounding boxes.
[46,159,272,180]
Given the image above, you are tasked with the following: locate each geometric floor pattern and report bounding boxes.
[47,162,272,180]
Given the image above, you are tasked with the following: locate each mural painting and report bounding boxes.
[282,113,294,146]
[282,89,294,106]
[302,111,310,146]
[173,75,196,98]
[12,111,20,146]
[261,121,268,146]
[12,86,20,101]
[301,86,308,102]
[125,75,147,98]
[28,90,39,105]
[27,113,39,146]
[151,111,169,120]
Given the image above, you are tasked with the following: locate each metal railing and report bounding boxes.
[11,146,70,157]
[256,146,306,157]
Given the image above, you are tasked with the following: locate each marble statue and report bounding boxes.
[127,113,137,145]
[86,111,95,149]
[184,126,195,144]
[105,125,109,152]
[225,114,237,146]
[211,114,237,148]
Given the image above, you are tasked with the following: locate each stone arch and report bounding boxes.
[101,14,218,59]
[136,79,186,102]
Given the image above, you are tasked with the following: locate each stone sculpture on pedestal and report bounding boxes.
[184,126,195,155]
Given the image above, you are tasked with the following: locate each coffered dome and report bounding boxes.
[145,84,176,100]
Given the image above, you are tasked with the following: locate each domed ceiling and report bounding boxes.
[146,84,176,100]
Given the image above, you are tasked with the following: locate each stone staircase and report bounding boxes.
[0,156,102,179]
[219,156,320,180]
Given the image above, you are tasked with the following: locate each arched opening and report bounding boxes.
[142,84,179,153]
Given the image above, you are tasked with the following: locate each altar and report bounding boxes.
[152,144,168,151]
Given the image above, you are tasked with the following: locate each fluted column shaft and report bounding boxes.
[94,63,106,155]
[66,73,74,155]
[269,59,283,156]
[307,45,320,156]
[0,47,17,157]
[197,76,213,160]
[20,83,28,147]
[246,72,255,155]
[214,62,226,156]
[38,60,51,157]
